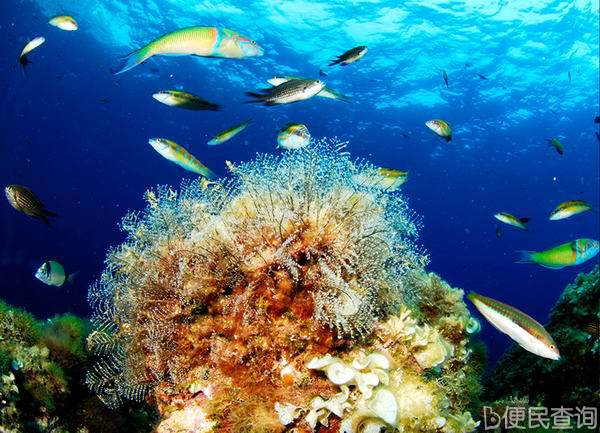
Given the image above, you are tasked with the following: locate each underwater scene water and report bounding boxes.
[0,0,599,432]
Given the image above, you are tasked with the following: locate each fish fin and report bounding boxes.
[42,209,58,218]
[19,56,32,73]
[66,271,79,285]
[113,47,149,75]
[328,58,342,67]
[539,264,565,270]
[38,214,52,228]
[515,250,536,264]
[444,136,452,142]
[245,91,265,102]
[519,217,531,223]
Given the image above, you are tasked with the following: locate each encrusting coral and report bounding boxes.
[483,265,599,409]
[86,139,484,432]
[0,300,156,432]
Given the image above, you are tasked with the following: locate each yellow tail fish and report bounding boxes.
[149,138,215,178]
[115,27,263,75]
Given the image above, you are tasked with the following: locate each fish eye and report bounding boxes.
[251,40,256,45]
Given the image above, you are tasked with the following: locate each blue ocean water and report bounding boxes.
[0,0,598,365]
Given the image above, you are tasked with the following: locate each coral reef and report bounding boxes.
[0,300,156,432]
[483,265,599,408]
[87,140,484,432]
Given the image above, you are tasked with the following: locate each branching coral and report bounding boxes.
[86,139,482,433]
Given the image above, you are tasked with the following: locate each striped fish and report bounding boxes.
[267,76,349,102]
[246,79,324,105]
[4,184,57,227]
[208,119,251,145]
[517,239,599,269]
[468,292,560,360]
[549,200,593,220]
[149,138,215,178]
[114,27,263,75]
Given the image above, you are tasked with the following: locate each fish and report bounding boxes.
[148,138,215,178]
[4,185,57,227]
[114,27,263,75]
[277,123,311,150]
[568,71,571,82]
[425,119,452,142]
[199,178,218,190]
[517,239,599,269]
[99,98,110,103]
[35,260,73,287]
[319,69,328,77]
[494,212,531,231]
[477,73,488,80]
[594,116,599,124]
[468,292,560,360]
[547,137,564,155]
[596,132,600,143]
[246,79,324,105]
[352,168,408,191]
[495,226,502,238]
[329,46,368,66]
[48,16,78,31]
[207,120,251,145]
[549,200,593,220]
[152,90,220,111]
[19,36,45,71]
[267,76,349,102]
[443,70,448,86]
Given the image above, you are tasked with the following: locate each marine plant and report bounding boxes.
[86,139,484,432]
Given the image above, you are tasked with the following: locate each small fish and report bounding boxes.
[549,200,593,220]
[35,260,73,287]
[99,98,110,103]
[277,123,311,150]
[114,27,263,75]
[19,36,45,71]
[568,71,571,82]
[468,292,560,360]
[464,62,471,68]
[246,79,324,105]
[495,226,502,238]
[477,73,488,80]
[547,137,564,155]
[48,16,78,31]
[425,119,452,142]
[267,76,349,102]
[594,116,599,124]
[208,120,251,145]
[319,69,328,77]
[149,138,215,178]
[152,90,220,111]
[329,46,368,66]
[443,70,448,87]
[494,212,531,231]
[517,239,599,269]
[4,185,57,227]
[353,168,408,191]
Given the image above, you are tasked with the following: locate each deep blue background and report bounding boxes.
[0,1,598,366]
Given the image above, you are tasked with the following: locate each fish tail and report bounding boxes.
[67,271,79,285]
[113,46,151,75]
[20,56,32,73]
[39,214,52,228]
[245,91,266,103]
[328,58,342,67]
[201,168,217,180]
[515,250,536,264]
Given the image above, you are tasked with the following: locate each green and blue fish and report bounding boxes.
[468,292,560,360]
[208,119,251,145]
[517,238,599,269]
[149,138,215,178]
[115,27,263,75]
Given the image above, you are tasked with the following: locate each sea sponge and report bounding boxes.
[86,140,482,432]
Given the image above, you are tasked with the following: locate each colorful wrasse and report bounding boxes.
[19,36,45,70]
[208,119,251,145]
[35,260,71,287]
[277,123,310,150]
[152,90,220,111]
[353,168,408,191]
[549,200,593,220]
[547,137,564,155]
[329,46,368,66]
[425,119,452,142]
[517,238,599,269]
[494,212,531,231]
[149,138,215,178]
[49,16,78,31]
[468,292,560,360]
[267,76,349,102]
[246,79,324,105]
[114,27,263,75]
[4,184,57,227]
